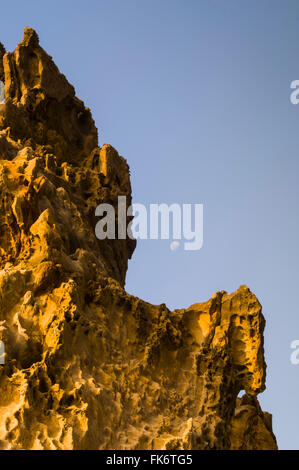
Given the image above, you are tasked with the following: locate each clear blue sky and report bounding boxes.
[1,0,298,449]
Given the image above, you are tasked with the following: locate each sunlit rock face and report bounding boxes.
[0,28,277,450]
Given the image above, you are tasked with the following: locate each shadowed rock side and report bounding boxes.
[0,28,277,450]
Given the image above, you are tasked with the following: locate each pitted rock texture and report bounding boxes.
[0,28,277,450]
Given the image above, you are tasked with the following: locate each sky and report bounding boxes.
[1,0,298,449]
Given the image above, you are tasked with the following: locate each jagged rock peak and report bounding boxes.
[21,27,40,47]
[0,27,98,164]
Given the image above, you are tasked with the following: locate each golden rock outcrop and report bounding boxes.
[0,28,277,450]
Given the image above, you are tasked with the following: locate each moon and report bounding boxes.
[170,241,180,251]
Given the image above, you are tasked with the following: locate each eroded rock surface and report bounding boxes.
[0,28,277,450]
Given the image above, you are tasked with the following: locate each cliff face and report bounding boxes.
[0,29,277,450]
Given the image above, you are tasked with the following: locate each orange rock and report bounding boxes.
[0,28,277,450]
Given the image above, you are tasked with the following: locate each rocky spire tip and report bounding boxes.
[21,27,39,47]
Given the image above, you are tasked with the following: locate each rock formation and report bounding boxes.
[0,28,277,450]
